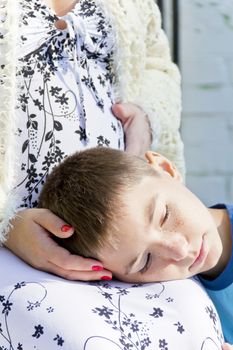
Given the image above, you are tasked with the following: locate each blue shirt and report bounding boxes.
[199,204,233,343]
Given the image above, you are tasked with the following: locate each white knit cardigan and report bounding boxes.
[0,0,184,242]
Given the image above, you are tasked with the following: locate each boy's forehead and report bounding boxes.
[120,173,180,219]
[123,173,160,200]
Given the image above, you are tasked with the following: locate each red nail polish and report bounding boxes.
[101,276,112,281]
[61,225,72,232]
[92,265,103,271]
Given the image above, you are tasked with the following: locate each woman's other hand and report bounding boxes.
[222,344,233,350]
[4,208,112,281]
[112,102,152,156]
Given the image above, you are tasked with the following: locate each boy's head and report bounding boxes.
[38,147,156,258]
[39,147,223,283]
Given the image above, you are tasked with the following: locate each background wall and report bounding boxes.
[179,0,233,205]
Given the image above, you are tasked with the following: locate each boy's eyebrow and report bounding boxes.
[124,195,158,275]
[145,195,157,227]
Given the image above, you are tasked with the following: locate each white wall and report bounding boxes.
[179,0,233,205]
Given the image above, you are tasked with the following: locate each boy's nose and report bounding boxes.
[159,233,189,261]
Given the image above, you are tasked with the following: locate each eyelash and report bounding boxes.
[140,206,169,275]
[162,205,170,226]
[140,253,151,274]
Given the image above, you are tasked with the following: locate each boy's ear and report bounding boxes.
[145,151,182,182]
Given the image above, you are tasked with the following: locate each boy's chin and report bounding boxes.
[199,252,223,280]
[199,236,223,279]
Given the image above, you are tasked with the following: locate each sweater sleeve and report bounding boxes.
[0,0,19,243]
[136,1,185,178]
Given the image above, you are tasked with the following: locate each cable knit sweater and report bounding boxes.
[0,0,184,242]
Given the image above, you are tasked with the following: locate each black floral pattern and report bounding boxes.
[14,0,124,208]
[0,280,65,349]
[82,280,223,350]
[0,269,224,350]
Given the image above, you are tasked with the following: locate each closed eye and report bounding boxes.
[140,253,151,274]
[161,205,170,226]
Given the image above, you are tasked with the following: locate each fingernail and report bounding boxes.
[101,276,112,281]
[61,224,73,233]
[92,265,103,271]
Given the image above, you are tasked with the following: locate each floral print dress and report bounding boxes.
[14,0,124,208]
[0,247,224,350]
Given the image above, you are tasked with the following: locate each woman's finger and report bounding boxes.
[45,243,104,272]
[32,208,74,238]
[112,102,141,123]
[46,261,112,281]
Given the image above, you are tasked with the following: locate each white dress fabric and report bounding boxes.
[0,0,185,237]
[14,0,124,208]
[0,247,224,350]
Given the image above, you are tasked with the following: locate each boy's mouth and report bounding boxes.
[189,235,206,272]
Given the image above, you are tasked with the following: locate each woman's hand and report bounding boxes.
[4,208,112,281]
[222,344,233,350]
[112,102,152,156]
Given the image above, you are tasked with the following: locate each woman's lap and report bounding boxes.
[0,247,223,350]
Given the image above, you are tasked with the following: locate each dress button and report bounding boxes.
[54,19,68,30]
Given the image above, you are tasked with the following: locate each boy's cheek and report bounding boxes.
[113,272,143,283]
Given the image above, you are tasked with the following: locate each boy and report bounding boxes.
[38,147,233,344]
